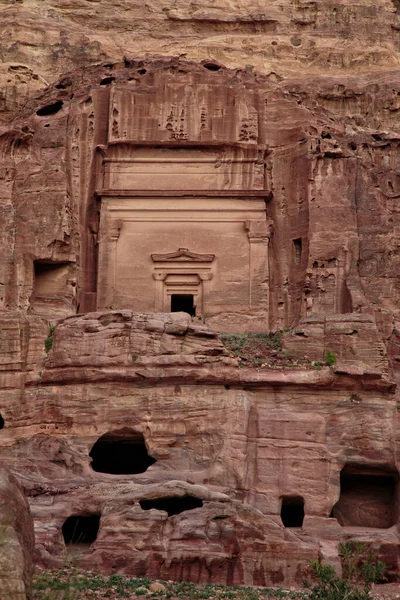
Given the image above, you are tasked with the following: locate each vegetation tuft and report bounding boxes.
[324,349,337,367]
[33,542,387,600]
[33,569,306,600]
[221,332,316,370]
[303,541,385,600]
[44,325,56,353]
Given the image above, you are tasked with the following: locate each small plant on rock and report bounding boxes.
[44,325,56,353]
[324,349,337,367]
[303,540,385,600]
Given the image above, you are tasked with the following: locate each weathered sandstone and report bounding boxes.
[0,311,397,587]
[0,470,34,600]
[1,0,400,594]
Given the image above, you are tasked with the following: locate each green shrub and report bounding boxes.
[44,325,56,353]
[303,541,385,600]
[324,349,337,366]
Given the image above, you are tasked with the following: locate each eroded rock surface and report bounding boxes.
[0,311,397,586]
[1,0,400,592]
[0,470,34,600]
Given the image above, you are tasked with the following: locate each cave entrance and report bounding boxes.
[139,496,203,516]
[89,428,157,475]
[332,465,399,528]
[171,294,195,316]
[31,260,76,317]
[62,515,100,546]
[280,496,305,528]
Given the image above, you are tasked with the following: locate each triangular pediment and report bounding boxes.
[151,248,215,263]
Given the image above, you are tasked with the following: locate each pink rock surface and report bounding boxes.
[1,0,400,591]
[0,470,34,600]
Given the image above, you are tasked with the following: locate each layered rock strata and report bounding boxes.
[0,470,34,600]
[1,0,400,593]
[0,311,398,586]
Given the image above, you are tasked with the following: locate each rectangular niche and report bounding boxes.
[31,260,76,317]
[332,465,399,529]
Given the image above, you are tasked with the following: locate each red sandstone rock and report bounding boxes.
[0,470,34,600]
[1,0,400,591]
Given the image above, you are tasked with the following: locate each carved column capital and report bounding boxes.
[152,272,168,281]
[245,219,273,242]
[198,272,213,281]
[110,219,123,241]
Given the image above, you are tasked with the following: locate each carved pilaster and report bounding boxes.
[245,219,273,311]
[97,217,123,309]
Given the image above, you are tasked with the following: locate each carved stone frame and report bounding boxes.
[151,248,215,315]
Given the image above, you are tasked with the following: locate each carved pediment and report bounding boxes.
[151,248,215,263]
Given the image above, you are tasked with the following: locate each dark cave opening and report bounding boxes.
[203,63,222,71]
[36,101,64,116]
[170,294,196,316]
[139,496,203,516]
[89,429,157,475]
[293,238,302,264]
[62,515,100,546]
[332,465,399,528]
[280,496,305,528]
[100,76,115,86]
[0,415,4,429]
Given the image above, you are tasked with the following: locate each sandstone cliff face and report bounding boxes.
[1,0,400,594]
[0,311,397,586]
[0,471,34,600]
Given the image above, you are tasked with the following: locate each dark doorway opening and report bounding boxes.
[171,294,195,316]
[293,238,302,264]
[62,515,100,546]
[139,496,203,517]
[89,428,157,475]
[281,496,305,527]
[332,465,398,528]
[0,415,4,429]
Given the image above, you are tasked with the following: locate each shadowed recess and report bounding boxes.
[89,428,157,474]
[203,63,222,71]
[36,101,63,116]
[0,415,4,429]
[139,496,204,516]
[280,496,305,527]
[62,515,100,545]
[332,465,399,528]
[171,294,195,316]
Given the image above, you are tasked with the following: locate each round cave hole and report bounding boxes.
[62,514,100,546]
[89,429,157,475]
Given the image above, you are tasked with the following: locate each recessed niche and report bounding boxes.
[62,515,100,546]
[0,415,4,429]
[31,260,75,317]
[139,496,203,516]
[203,62,221,71]
[280,496,305,528]
[36,101,63,116]
[100,76,115,86]
[171,294,196,316]
[293,238,302,264]
[332,465,399,529]
[89,429,157,475]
